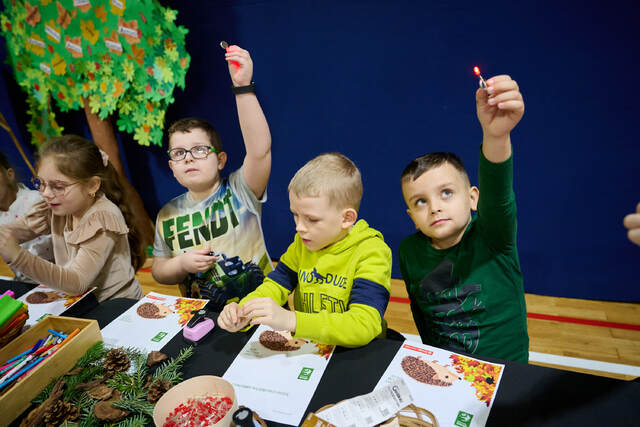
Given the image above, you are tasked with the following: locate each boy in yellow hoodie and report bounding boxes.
[218,153,392,347]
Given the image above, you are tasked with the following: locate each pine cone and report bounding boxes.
[147,378,172,403]
[103,348,131,377]
[43,401,78,426]
[67,406,80,421]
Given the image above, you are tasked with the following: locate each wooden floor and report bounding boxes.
[387,279,640,380]
[3,260,639,380]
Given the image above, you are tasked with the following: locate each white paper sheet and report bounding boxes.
[316,377,413,427]
[375,342,504,427]
[19,284,96,326]
[223,324,335,426]
[100,292,208,352]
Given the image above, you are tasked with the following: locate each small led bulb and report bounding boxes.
[220,41,240,69]
[474,66,487,89]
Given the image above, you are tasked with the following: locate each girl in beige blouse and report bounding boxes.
[0,135,145,302]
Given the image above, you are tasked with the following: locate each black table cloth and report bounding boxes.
[81,298,640,426]
[0,278,98,318]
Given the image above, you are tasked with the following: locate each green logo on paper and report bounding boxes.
[455,411,473,427]
[152,332,168,342]
[298,367,314,381]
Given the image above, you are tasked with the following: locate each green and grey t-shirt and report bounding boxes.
[153,169,273,309]
[399,152,529,363]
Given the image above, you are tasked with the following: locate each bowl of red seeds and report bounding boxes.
[153,376,238,427]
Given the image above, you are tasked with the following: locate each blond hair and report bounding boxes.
[288,153,363,211]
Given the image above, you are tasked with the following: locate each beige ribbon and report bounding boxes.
[99,148,109,167]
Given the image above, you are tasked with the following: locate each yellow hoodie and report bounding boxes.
[239,219,392,347]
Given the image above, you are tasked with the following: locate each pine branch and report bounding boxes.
[33,343,108,404]
[112,414,150,427]
[122,347,145,364]
[113,397,154,417]
[27,343,192,426]
[32,381,55,405]
[153,346,194,383]
[131,352,149,390]
[107,371,143,395]
[73,342,107,368]
[78,400,99,427]
[72,392,96,415]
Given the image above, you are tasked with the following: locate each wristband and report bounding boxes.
[231,81,256,95]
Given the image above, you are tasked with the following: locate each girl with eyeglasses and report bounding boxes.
[0,150,53,282]
[0,136,144,302]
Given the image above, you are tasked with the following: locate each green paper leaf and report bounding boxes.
[1,0,191,147]
[89,94,101,113]
[163,8,177,23]
[116,114,137,134]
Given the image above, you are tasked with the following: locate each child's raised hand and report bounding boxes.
[218,302,250,332]
[179,248,218,274]
[225,45,253,88]
[241,297,297,332]
[476,75,524,140]
[623,202,640,246]
[0,227,21,263]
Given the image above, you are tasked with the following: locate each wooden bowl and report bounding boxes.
[152,375,238,426]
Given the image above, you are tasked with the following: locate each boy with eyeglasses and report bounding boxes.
[152,45,273,310]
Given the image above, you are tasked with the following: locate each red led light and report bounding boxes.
[473,66,487,89]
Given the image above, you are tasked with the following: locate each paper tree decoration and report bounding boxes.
[0,0,190,147]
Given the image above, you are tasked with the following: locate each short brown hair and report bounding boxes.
[401,152,470,186]
[288,153,363,211]
[167,117,223,152]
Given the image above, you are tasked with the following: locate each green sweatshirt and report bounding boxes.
[399,151,529,362]
[239,219,392,347]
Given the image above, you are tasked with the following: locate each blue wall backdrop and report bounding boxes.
[1,0,639,301]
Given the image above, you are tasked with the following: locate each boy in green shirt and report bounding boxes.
[218,153,392,347]
[399,74,529,362]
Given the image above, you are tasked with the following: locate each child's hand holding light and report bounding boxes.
[476,75,524,140]
[224,45,253,88]
[179,248,218,274]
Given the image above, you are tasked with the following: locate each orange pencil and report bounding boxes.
[57,328,80,347]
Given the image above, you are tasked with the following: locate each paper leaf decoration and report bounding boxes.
[0,0,191,147]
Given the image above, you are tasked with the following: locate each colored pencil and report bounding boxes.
[47,329,67,339]
[57,328,80,347]
[0,356,45,391]
[2,338,42,365]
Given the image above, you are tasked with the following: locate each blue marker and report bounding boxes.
[47,329,67,339]
[0,356,45,391]
[3,338,43,364]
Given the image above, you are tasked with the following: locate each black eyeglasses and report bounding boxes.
[167,145,218,161]
[31,177,79,196]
